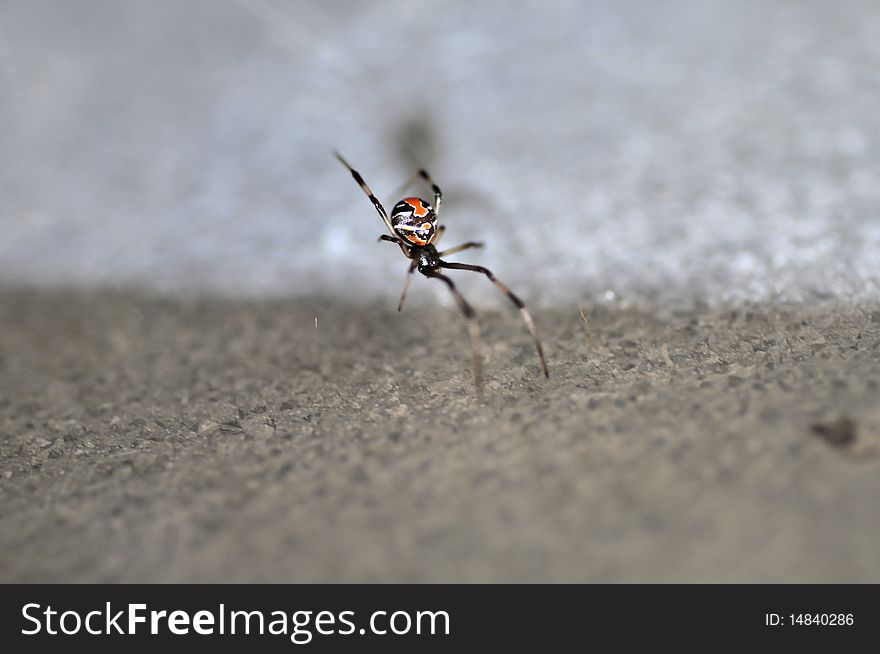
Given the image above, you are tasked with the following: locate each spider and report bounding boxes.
[334,151,549,387]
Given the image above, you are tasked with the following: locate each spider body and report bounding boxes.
[334,151,548,387]
[411,244,442,274]
[390,197,438,247]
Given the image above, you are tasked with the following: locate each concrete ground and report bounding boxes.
[1,289,878,582]
[3,1,880,584]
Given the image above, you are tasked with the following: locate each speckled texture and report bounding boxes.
[2,290,879,582]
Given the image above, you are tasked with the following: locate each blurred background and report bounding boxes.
[1,0,878,309]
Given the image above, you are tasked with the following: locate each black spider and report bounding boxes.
[334,152,548,387]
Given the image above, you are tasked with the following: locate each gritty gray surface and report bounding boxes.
[2,290,879,582]
[2,0,880,585]
[2,0,880,306]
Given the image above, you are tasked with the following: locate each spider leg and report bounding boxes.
[431,224,446,246]
[417,169,443,215]
[333,151,398,240]
[389,168,443,215]
[425,271,483,390]
[378,234,410,251]
[438,241,483,257]
[398,260,417,312]
[439,262,549,378]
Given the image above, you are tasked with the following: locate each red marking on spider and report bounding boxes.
[405,233,428,246]
[404,197,430,218]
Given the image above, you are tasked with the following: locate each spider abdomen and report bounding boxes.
[391,197,437,246]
